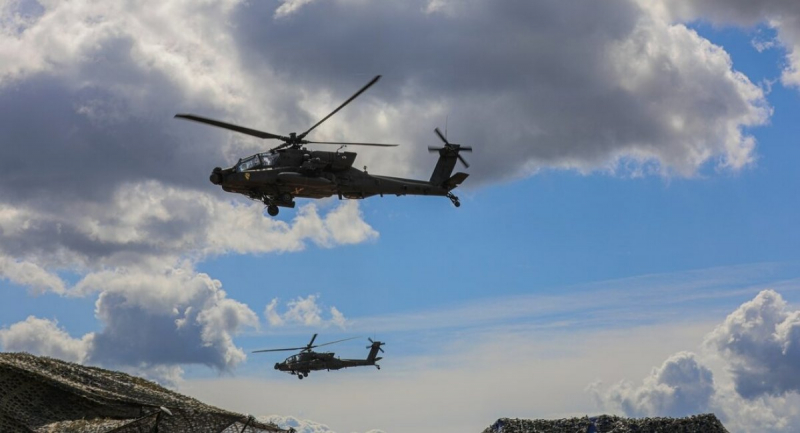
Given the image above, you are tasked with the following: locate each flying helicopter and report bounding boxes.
[175,75,471,216]
[252,334,385,379]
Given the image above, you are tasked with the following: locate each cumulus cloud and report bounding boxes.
[592,290,800,433]
[661,0,800,89]
[0,256,66,295]
[82,263,260,372]
[264,295,348,329]
[0,316,90,363]
[0,183,378,275]
[590,351,715,417]
[705,289,800,399]
[1,264,259,382]
[233,0,769,180]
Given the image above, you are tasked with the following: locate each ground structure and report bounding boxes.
[484,414,729,433]
[0,352,286,433]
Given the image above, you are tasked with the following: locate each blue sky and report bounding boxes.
[2,1,800,432]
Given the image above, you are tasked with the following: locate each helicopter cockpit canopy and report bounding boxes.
[236,152,279,172]
[285,354,299,364]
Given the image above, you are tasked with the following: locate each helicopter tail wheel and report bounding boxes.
[446,193,460,208]
[267,205,279,216]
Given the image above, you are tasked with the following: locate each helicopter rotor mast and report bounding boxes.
[174,75,398,152]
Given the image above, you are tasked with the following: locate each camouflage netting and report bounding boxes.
[0,353,287,433]
[484,414,729,433]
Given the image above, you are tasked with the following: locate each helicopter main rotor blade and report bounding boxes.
[299,75,381,139]
[175,114,286,140]
[312,336,362,349]
[306,140,398,147]
[252,346,308,353]
[307,334,318,349]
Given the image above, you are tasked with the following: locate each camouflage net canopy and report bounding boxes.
[484,414,729,433]
[0,353,287,433]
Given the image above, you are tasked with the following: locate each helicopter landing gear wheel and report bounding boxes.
[302,372,308,378]
[447,193,461,208]
[297,374,303,380]
[267,205,279,216]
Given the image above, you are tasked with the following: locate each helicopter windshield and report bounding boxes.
[236,153,279,172]
[236,155,260,172]
[260,152,279,167]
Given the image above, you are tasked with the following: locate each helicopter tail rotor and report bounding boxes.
[429,126,472,188]
[366,338,385,365]
[428,127,472,169]
[367,337,385,353]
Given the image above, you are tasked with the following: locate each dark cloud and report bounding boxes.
[231,0,769,181]
[0,72,224,206]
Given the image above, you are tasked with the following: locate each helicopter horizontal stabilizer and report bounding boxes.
[444,172,469,189]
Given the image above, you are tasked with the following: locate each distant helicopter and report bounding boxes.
[175,75,471,216]
[253,334,385,379]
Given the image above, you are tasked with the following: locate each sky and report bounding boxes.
[1,0,800,432]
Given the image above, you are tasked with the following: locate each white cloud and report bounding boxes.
[82,262,259,372]
[591,289,800,433]
[0,316,90,363]
[264,295,348,329]
[590,352,715,417]
[0,256,66,295]
[0,182,378,293]
[2,262,261,382]
[705,289,800,399]
[658,0,800,89]
[274,0,319,18]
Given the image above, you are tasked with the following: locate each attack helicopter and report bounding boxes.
[253,334,385,379]
[175,75,471,216]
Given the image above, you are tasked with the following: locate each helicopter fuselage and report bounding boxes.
[210,147,467,214]
[272,340,384,379]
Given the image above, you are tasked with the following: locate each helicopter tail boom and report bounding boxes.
[428,127,471,186]
[366,340,384,364]
[429,150,459,186]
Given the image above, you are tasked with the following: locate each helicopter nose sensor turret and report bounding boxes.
[210,167,223,185]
